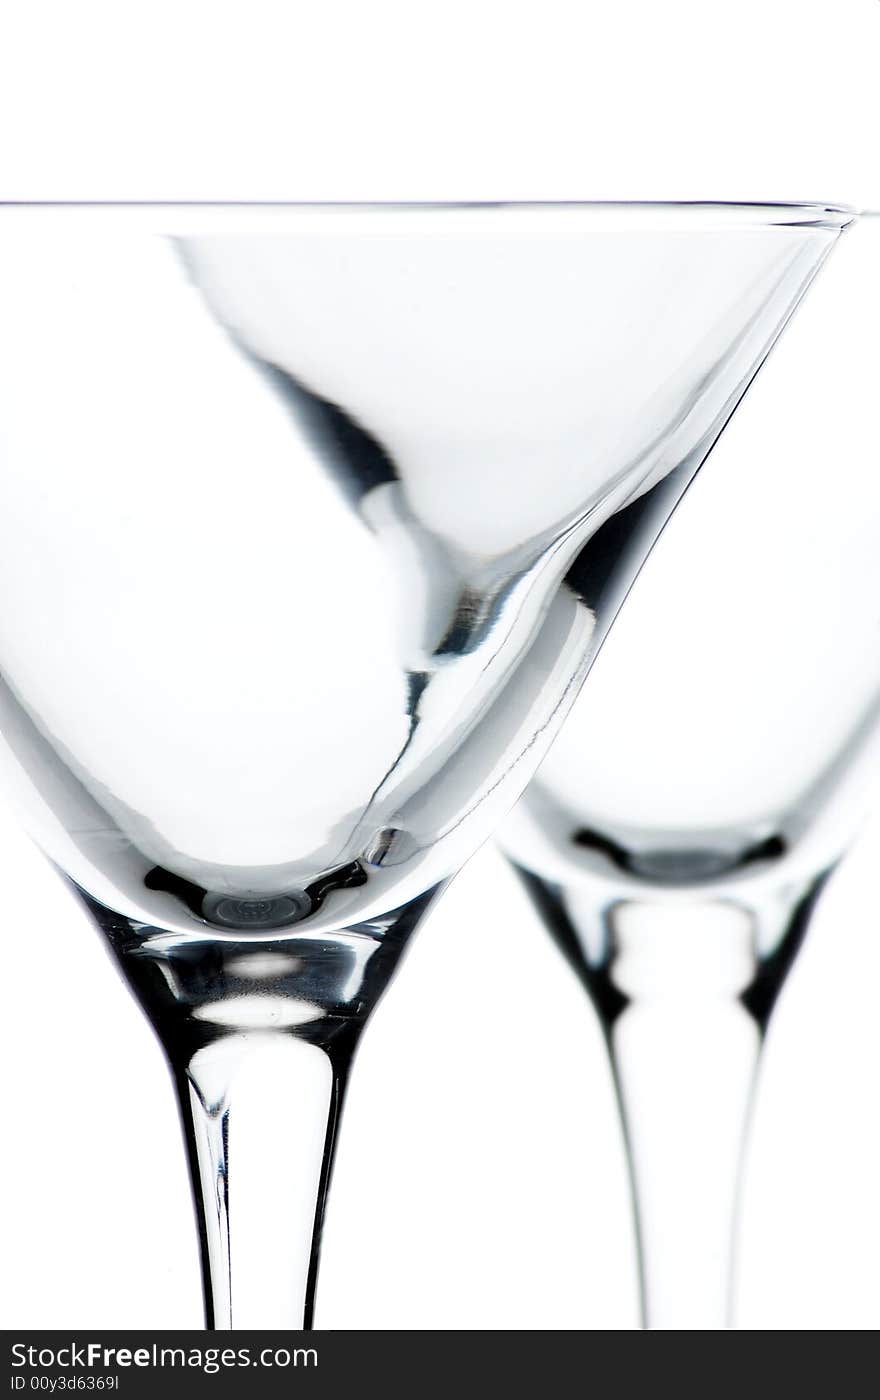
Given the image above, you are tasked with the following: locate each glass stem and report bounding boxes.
[607,945,761,1329]
[175,1028,351,1329]
[517,865,828,1330]
[80,885,439,1330]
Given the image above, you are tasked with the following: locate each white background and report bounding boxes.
[0,0,879,1331]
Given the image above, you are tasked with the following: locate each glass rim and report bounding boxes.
[0,199,857,232]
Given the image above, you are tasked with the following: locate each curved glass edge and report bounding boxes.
[0,200,857,234]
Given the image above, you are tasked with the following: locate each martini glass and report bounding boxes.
[499,212,879,1329]
[0,202,850,1329]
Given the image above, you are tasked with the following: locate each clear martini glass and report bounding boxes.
[499,211,878,1329]
[0,201,851,1328]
